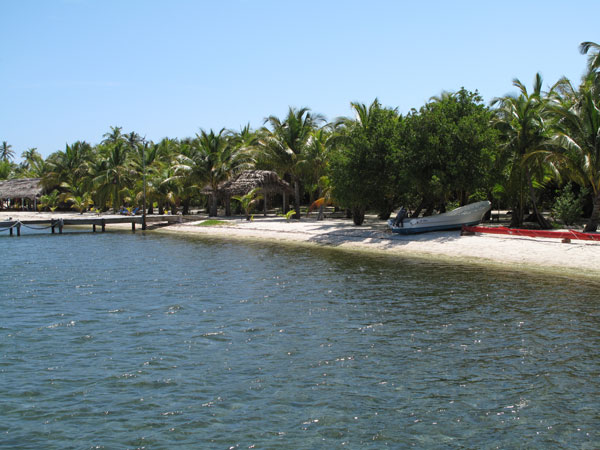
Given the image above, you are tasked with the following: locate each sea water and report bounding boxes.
[1,231,598,449]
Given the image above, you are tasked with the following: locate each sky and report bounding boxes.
[1,0,598,160]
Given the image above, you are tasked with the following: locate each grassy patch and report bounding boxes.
[196,219,232,227]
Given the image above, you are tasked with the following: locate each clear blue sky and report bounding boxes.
[1,0,598,160]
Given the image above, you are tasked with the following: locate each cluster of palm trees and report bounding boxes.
[492,41,600,231]
[32,115,330,219]
[1,41,599,230]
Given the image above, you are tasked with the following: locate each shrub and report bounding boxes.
[552,183,587,226]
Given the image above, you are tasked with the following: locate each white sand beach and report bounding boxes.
[4,210,598,280]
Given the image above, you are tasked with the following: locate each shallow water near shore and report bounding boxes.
[1,231,599,448]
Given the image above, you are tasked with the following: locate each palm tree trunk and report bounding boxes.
[411,198,425,218]
[264,192,268,216]
[511,171,525,228]
[510,204,522,228]
[225,195,232,217]
[209,194,218,217]
[527,170,551,229]
[113,185,119,213]
[282,192,288,214]
[584,190,600,232]
[352,205,365,226]
[293,179,301,219]
[317,203,325,220]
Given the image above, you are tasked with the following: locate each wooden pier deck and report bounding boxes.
[0,214,187,236]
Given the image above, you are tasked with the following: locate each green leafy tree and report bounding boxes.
[330,99,402,224]
[404,88,498,216]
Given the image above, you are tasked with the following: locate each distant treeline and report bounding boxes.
[1,42,599,231]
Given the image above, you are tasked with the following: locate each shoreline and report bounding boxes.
[3,211,600,281]
[159,217,600,281]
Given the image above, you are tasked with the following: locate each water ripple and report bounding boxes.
[1,232,598,448]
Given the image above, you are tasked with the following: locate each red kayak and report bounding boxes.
[462,225,600,242]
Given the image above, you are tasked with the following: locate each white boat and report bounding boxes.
[388,201,491,234]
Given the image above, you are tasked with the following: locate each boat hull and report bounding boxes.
[388,201,491,234]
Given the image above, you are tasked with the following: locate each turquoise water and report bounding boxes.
[1,231,599,449]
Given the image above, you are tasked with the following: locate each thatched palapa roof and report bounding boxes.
[203,170,292,197]
[0,178,43,200]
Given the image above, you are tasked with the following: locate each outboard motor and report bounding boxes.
[393,207,407,227]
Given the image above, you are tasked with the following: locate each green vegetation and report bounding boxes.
[2,41,599,230]
[552,183,587,226]
[232,188,263,221]
[196,220,232,227]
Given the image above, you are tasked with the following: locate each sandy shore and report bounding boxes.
[3,210,600,279]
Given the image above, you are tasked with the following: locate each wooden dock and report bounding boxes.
[0,215,187,236]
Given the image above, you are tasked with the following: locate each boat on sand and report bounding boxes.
[388,201,491,234]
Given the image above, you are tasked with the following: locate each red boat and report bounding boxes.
[462,225,600,242]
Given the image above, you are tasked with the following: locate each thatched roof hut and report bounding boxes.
[221,170,292,196]
[203,170,292,197]
[0,178,43,200]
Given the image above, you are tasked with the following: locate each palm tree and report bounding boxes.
[102,126,126,146]
[259,107,324,219]
[580,41,600,74]
[125,131,143,151]
[39,189,60,212]
[232,187,263,220]
[152,163,181,215]
[93,142,134,213]
[0,160,13,180]
[544,59,600,230]
[59,176,94,213]
[64,192,93,214]
[491,74,552,228]
[300,126,334,208]
[42,141,93,193]
[20,148,45,177]
[175,129,252,216]
[1,141,14,162]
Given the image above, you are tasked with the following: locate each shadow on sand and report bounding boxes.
[304,221,462,248]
